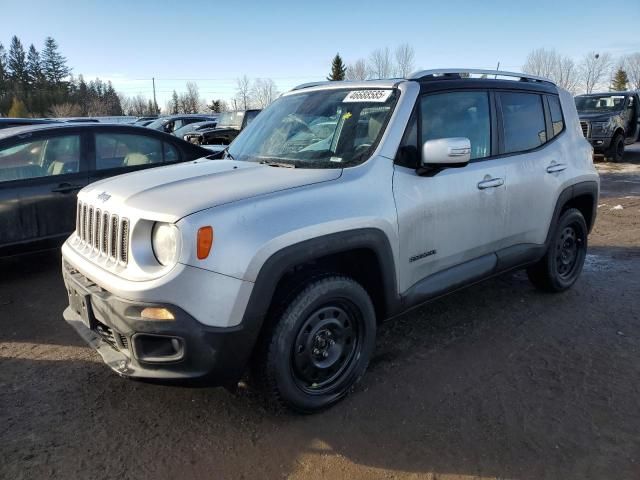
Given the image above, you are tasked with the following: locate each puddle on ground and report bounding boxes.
[583,254,617,272]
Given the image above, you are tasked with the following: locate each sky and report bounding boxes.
[3,0,640,108]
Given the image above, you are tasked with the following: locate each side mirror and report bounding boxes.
[164,123,173,133]
[421,137,471,167]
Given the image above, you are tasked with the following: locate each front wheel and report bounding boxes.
[253,276,376,413]
[527,208,588,292]
[607,133,625,163]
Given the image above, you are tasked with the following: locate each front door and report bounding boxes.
[393,90,507,294]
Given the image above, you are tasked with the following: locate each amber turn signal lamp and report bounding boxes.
[197,226,214,259]
[141,307,175,320]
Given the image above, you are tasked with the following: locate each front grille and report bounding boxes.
[580,121,589,138]
[76,200,129,264]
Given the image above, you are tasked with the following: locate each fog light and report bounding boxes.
[141,307,175,320]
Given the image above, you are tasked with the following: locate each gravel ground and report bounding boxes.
[1,146,639,480]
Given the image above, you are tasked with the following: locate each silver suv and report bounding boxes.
[61,70,599,412]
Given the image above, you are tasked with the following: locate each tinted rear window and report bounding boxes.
[500,92,546,154]
[548,95,564,138]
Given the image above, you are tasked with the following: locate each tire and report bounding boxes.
[253,276,377,413]
[527,208,588,293]
[606,133,625,163]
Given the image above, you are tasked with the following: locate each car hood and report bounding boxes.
[577,112,619,121]
[79,159,342,222]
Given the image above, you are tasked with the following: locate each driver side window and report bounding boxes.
[420,91,491,160]
[95,133,163,170]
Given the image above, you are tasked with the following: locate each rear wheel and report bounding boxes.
[527,208,588,292]
[607,133,625,163]
[253,276,376,413]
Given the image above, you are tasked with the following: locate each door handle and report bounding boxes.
[477,177,504,190]
[546,163,567,173]
[52,183,83,193]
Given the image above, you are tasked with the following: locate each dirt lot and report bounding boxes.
[1,146,639,480]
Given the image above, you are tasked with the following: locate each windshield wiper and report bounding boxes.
[259,160,296,168]
[224,148,235,160]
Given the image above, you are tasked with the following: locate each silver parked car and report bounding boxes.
[61,69,599,412]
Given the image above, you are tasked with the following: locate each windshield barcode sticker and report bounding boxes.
[343,90,392,103]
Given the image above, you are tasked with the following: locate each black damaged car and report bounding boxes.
[183,109,261,147]
[0,123,210,257]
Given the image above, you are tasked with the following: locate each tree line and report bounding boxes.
[0,35,133,117]
[522,48,640,94]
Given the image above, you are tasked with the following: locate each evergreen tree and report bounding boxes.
[104,81,123,115]
[611,68,629,91]
[171,90,179,114]
[0,42,7,94]
[8,96,29,117]
[0,42,8,113]
[42,36,70,85]
[76,75,89,115]
[8,36,28,91]
[26,45,42,89]
[327,53,346,81]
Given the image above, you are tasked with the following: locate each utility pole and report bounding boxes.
[152,77,158,114]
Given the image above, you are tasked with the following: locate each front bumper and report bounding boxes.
[586,136,611,152]
[62,262,257,386]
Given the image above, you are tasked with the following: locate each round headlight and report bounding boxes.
[151,223,180,266]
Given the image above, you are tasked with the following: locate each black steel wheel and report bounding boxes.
[291,302,363,395]
[608,133,625,163]
[527,208,588,292]
[253,276,376,413]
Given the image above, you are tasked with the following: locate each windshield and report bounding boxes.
[227,88,398,168]
[217,111,245,128]
[575,95,627,113]
[145,117,167,129]
[173,121,217,137]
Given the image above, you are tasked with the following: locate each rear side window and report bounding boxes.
[96,133,163,170]
[163,142,180,162]
[547,95,564,137]
[500,92,546,154]
[420,91,491,160]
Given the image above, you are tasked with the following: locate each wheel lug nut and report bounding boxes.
[313,348,320,355]
[322,351,329,358]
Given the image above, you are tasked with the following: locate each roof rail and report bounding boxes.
[291,81,331,91]
[407,69,554,85]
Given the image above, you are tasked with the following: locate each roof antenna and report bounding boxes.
[495,61,500,79]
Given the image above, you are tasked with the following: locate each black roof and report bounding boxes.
[418,77,558,95]
[0,122,177,141]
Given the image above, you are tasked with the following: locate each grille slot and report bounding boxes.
[101,212,109,254]
[76,201,129,264]
[95,321,118,350]
[580,121,589,138]
[120,219,129,263]
[118,334,129,350]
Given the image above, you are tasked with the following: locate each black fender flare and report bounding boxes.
[230,228,398,378]
[545,180,599,243]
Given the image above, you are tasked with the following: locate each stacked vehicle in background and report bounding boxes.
[183,109,260,149]
[575,91,640,162]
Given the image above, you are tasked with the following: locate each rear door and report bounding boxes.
[499,91,564,247]
[0,129,89,250]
